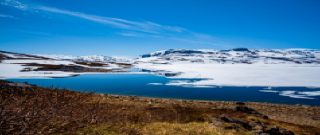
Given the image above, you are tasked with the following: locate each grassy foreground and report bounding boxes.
[0,80,319,135]
[75,122,250,135]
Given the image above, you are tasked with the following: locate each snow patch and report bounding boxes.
[135,63,320,87]
[279,91,315,99]
[259,90,279,93]
[0,63,79,79]
[298,91,320,96]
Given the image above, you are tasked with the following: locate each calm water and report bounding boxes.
[7,73,320,106]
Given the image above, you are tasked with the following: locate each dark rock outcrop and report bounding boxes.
[236,102,245,105]
[220,114,245,124]
[233,106,268,119]
[210,114,294,135]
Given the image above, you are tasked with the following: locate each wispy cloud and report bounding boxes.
[1,0,227,47]
[117,33,141,37]
[0,14,19,19]
[1,0,185,34]
[36,6,185,34]
[116,32,162,38]
[1,0,28,10]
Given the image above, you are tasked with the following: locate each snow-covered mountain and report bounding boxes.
[37,54,132,63]
[133,48,320,88]
[134,48,320,64]
[0,50,132,63]
[0,50,132,79]
[0,50,52,60]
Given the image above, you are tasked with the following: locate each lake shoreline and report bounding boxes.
[2,80,320,134]
[7,72,320,106]
[3,80,319,127]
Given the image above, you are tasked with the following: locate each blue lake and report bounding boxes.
[7,73,320,106]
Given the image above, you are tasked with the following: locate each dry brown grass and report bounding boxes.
[0,80,249,134]
[74,122,251,135]
[245,116,320,135]
[1,80,319,135]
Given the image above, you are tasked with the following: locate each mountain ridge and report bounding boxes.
[37,54,132,63]
[2,48,320,64]
[135,48,320,64]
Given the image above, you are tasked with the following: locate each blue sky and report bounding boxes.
[0,0,319,57]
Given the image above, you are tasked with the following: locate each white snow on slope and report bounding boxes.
[0,63,79,79]
[2,53,34,59]
[0,51,50,59]
[134,48,320,88]
[0,59,124,79]
[135,63,320,87]
[2,59,75,65]
[2,59,122,69]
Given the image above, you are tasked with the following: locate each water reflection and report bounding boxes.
[140,69,182,77]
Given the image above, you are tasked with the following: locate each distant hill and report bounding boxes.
[0,50,52,60]
[37,54,132,63]
[135,48,320,64]
[0,50,132,63]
